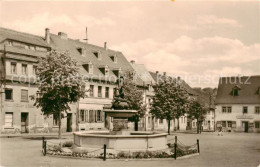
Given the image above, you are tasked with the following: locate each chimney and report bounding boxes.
[130,60,135,64]
[85,27,88,43]
[45,28,50,44]
[58,32,67,40]
[104,42,107,50]
[155,71,159,84]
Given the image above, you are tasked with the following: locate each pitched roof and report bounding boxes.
[215,76,260,104]
[130,63,155,85]
[0,27,49,47]
[49,34,134,82]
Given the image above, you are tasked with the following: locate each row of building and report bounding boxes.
[0,27,259,134]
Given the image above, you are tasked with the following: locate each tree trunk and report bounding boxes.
[196,121,199,134]
[167,119,171,135]
[134,119,138,131]
[58,111,62,139]
[151,116,154,131]
[177,118,180,130]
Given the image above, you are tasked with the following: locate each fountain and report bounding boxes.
[73,76,168,152]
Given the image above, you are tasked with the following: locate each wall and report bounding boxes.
[215,104,260,132]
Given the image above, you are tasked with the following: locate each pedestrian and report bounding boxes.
[218,125,223,136]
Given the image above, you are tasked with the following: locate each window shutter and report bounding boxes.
[5,113,13,126]
[21,90,28,101]
[101,111,104,122]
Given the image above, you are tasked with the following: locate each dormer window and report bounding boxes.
[231,85,240,96]
[110,55,117,63]
[112,67,121,77]
[77,47,85,56]
[7,41,13,46]
[93,51,101,60]
[83,62,93,74]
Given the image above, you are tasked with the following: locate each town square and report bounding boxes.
[0,0,260,167]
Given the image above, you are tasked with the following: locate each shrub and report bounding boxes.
[62,141,73,147]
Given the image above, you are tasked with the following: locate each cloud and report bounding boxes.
[1,12,116,37]
[196,15,242,27]
[111,36,260,87]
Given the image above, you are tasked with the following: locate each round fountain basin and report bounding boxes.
[73,131,168,151]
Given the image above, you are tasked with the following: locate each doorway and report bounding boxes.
[208,121,211,130]
[66,113,72,132]
[242,121,249,133]
[21,113,29,133]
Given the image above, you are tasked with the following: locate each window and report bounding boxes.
[93,51,101,60]
[21,89,28,102]
[33,65,37,75]
[89,110,95,123]
[77,48,83,55]
[89,85,94,97]
[255,107,260,114]
[232,88,239,96]
[105,87,109,98]
[22,64,27,75]
[159,119,163,124]
[10,62,17,74]
[193,122,195,126]
[5,112,13,127]
[5,89,13,100]
[255,121,260,129]
[83,63,93,74]
[53,116,59,126]
[97,110,102,122]
[222,106,226,113]
[98,86,102,97]
[110,55,117,63]
[222,121,226,127]
[227,107,232,113]
[80,110,85,122]
[243,106,248,114]
[227,121,232,128]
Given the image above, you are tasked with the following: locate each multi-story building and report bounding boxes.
[129,60,156,131]
[0,27,76,134]
[0,27,134,134]
[48,29,134,131]
[215,76,260,133]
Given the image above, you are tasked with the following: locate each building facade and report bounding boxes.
[215,76,260,133]
[0,27,134,134]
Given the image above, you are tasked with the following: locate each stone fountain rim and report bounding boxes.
[73,131,168,138]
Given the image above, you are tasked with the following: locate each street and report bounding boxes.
[0,132,259,167]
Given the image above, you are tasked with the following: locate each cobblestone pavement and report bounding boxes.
[0,132,259,167]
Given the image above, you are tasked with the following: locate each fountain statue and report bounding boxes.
[73,75,168,152]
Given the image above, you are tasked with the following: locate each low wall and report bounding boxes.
[73,131,168,151]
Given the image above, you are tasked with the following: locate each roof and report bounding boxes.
[149,71,196,95]
[49,34,134,82]
[215,76,260,104]
[0,27,49,47]
[130,63,155,85]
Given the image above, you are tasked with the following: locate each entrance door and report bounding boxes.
[244,122,249,133]
[208,121,211,130]
[66,113,72,132]
[21,113,29,133]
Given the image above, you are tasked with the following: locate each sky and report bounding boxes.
[0,0,259,88]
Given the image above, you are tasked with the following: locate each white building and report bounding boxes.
[215,76,260,133]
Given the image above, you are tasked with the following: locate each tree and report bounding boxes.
[187,99,207,134]
[112,71,145,131]
[31,50,86,138]
[150,76,190,134]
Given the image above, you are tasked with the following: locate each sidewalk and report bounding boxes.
[0,132,73,139]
